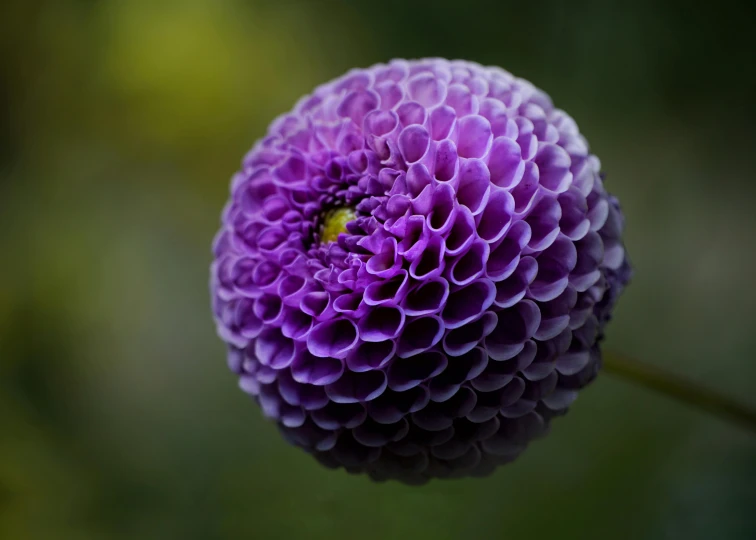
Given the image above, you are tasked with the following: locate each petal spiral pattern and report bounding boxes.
[211,58,631,483]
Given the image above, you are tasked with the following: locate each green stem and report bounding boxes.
[603,351,756,434]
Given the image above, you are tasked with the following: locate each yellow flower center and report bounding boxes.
[320,207,356,244]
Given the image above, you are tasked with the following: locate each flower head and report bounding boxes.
[211,58,631,483]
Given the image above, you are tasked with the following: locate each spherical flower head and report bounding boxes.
[210,58,631,484]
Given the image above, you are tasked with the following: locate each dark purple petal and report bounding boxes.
[428,346,488,401]
[427,183,457,235]
[254,294,284,325]
[529,235,578,302]
[367,386,430,424]
[447,239,489,286]
[366,237,401,277]
[403,277,449,316]
[570,231,604,292]
[352,418,410,448]
[358,306,405,342]
[290,348,344,386]
[442,279,496,329]
[477,188,515,244]
[411,387,477,431]
[346,340,396,372]
[443,311,497,356]
[512,162,539,215]
[363,270,410,306]
[534,143,572,194]
[388,350,448,391]
[308,319,358,359]
[396,316,445,358]
[558,187,590,241]
[445,205,477,256]
[525,195,562,251]
[254,328,296,369]
[280,308,313,340]
[487,220,530,281]
[409,234,446,280]
[457,159,491,216]
[325,370,388,403]
[311,402,367,430]
[493,255,538,310]
[485,301,541,360]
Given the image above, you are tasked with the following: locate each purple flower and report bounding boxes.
[211,58,631,483]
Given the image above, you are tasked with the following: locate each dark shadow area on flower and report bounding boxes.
[269,341,605,485]
[283,407,553,485]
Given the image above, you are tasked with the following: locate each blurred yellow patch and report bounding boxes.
[97,0,323,150]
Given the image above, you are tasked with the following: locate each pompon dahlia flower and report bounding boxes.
[211,58,631,484]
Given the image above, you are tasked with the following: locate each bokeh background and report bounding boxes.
[2,0,756,538]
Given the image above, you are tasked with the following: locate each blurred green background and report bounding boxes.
[2,0,755,538]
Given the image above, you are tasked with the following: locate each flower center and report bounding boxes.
[320,207,356,244]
